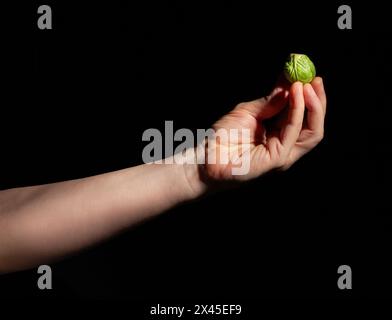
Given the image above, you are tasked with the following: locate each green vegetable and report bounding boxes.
[284,53,316,84]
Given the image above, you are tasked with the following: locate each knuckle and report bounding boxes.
[235,102,249,110]
[315,130,324,143]
[275,157,287,169]
[308,130,324,145]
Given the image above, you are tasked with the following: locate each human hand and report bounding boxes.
[202,77,326,182]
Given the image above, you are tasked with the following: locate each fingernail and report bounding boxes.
[304,83,312,93]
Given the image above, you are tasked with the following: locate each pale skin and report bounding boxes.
[0,77,326,273]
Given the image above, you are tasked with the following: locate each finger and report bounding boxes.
[311,77,327,114]
[303,83,325,135]
[280,82,305,151]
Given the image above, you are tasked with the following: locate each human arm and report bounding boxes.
[0,77,326,273]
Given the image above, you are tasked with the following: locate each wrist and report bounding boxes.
[180,148,209,201]
[152,148,211,203]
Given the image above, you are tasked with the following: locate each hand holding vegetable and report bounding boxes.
[203,75,326,181]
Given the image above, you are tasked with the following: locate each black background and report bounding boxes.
[1,0,391,306]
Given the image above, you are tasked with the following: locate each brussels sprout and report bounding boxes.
[284,53,316,84]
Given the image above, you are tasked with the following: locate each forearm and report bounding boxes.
[0,156,206,273]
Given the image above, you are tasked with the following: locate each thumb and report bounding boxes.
[257,75,291,119]
[236,75,290,120]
